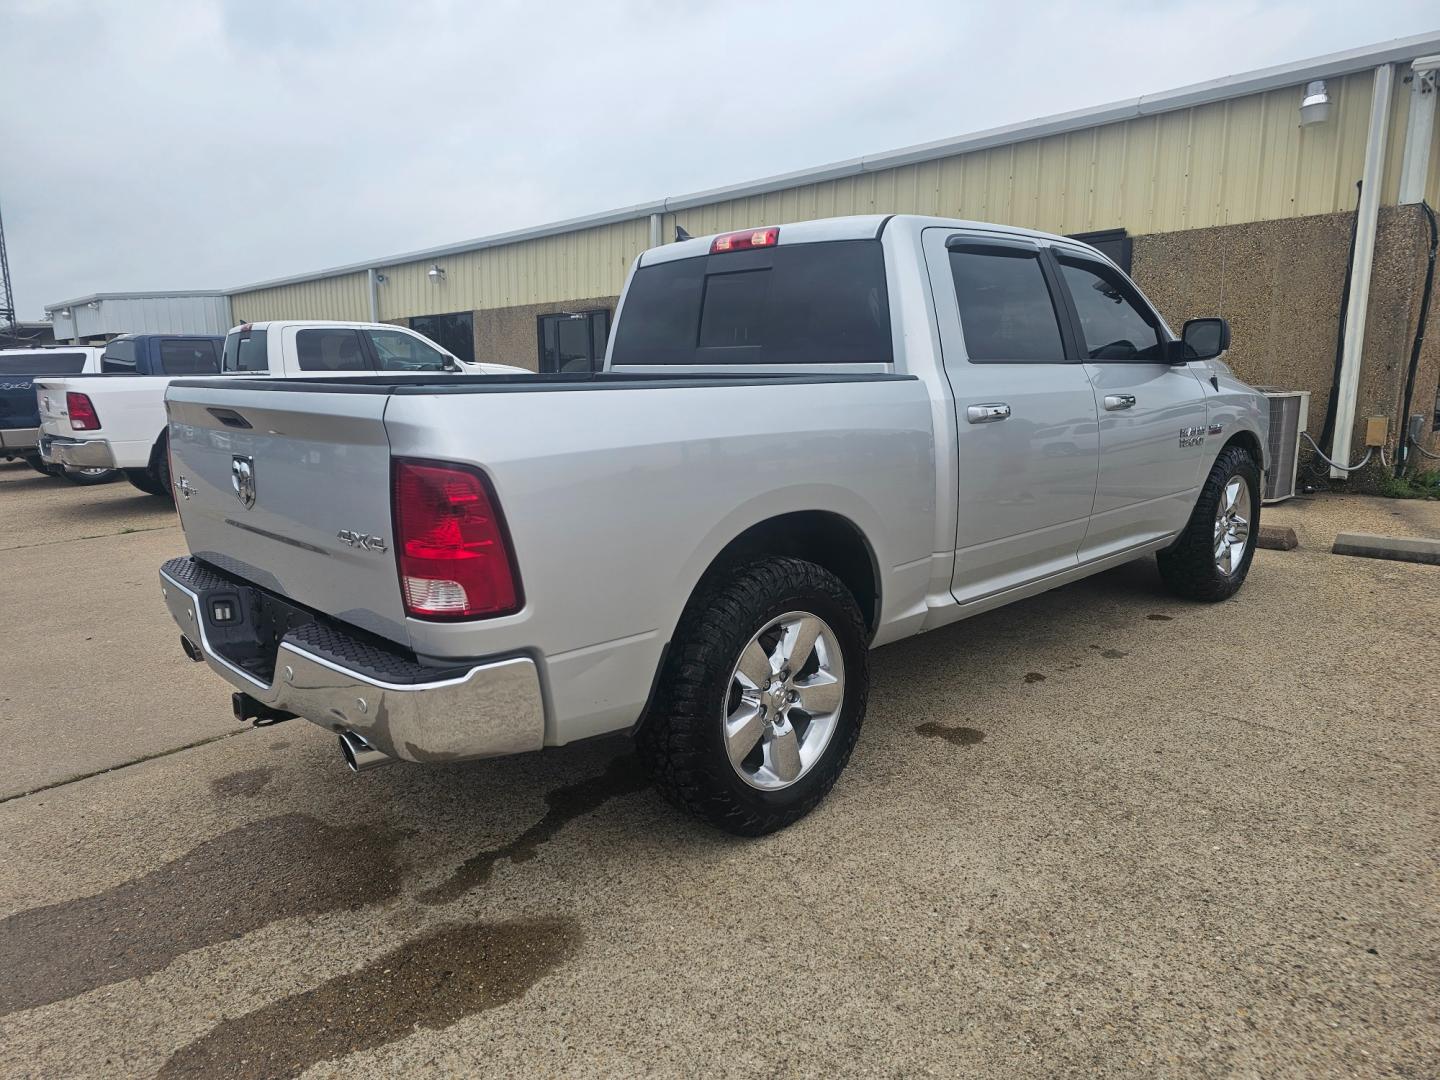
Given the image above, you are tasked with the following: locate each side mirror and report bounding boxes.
[1177,317,1231,362]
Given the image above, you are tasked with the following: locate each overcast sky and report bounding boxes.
[1,0,1435,317]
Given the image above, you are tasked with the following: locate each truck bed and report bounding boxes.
[164,369,936,744]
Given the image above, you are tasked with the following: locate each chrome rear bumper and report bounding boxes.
[160,557,545,763]
[41,434,116,469]
[0,427,38,452]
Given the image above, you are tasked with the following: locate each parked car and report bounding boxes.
[0,345,114,483]
[36,323,528,501]
[157,215,1267,835]
[35,334,223,495]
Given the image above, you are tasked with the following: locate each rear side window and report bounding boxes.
[296,328,370,371]
[948,246,1066,363]
[610,239,892,365]
[159,339,220,375]
[223,329,269,372]
[101,339,138,373]
[0,352,87,375]
[1056,257,1163,363]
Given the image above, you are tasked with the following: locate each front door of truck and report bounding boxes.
[1048,250,1209,560]
[923,229,1100,604]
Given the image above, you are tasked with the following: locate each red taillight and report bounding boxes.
[392,459,521,619]
[67,392,100,431]
[710,226,779,254]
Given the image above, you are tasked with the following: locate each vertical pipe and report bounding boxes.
[1330,64,1394,478]
[648,212,663,249]
[367,268,380,323]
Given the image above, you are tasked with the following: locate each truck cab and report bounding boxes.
[221,321,529,378]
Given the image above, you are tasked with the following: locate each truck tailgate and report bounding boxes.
[166,383,411,645]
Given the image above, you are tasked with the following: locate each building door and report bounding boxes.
[1049,249,1209,560]
[538,309,610,373]
[409,312,475,364]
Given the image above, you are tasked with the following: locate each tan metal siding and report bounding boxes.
[670,70,1397,240]
[232,67,1435,318]
[365,218,648,321]
[231,272,370,323]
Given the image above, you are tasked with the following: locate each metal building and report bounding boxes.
[51,32,1440,472]
[46,292,232,344]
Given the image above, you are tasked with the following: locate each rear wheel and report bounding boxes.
[59,465,119,486]
[1157,443,1261,602]
[23,453,56,477]
[636,556,869,836]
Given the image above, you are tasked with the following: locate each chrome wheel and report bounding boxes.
[1213,474,1252,575]
[724,611,845,791]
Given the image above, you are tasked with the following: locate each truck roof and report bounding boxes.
[640,214,1103,267]
[229,320,400,332]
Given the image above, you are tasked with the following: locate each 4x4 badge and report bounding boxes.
[231,455,256,508]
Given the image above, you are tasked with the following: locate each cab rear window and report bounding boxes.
[0,352,87,375]
[610,240,892,365]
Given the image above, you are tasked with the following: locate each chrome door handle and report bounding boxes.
[966,403,1011,424]
[1104,394,1137,411]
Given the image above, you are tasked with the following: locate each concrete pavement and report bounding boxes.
[1,469,1437,1077]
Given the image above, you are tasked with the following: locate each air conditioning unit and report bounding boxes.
[1256,388,1310,503]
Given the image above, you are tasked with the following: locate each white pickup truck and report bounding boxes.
[36,322,527,499]
[159,215,1267,835]
[0,345,111,482]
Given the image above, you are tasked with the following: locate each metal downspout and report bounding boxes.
[367,268,380,323]
[648,212,663,249]
[1330,63,1394,478]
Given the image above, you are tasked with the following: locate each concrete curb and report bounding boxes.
[1257,525,1299,551]
[1332,532,1440,565]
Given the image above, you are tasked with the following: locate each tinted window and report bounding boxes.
[1058,258,1163,362]
[364,329,448,371]
[296,328,369,371]
[948,248,1065,362]
[0,352,87,375]
[159,339,220,375]
[223,329,269,372]
[610,239,892,365]
[102,339,138,373]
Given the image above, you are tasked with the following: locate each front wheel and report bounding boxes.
[636,556,869,836]
[1157,443,1261,602]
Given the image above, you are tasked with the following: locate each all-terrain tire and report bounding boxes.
[635,556,869,836]
[59,465,119,486]
[1157,443,1261,602]
[124,468,164,496]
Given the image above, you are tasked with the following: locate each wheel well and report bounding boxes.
[1222,429,1264,471]
[701,511,880,635]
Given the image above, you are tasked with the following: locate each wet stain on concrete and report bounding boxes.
[211,767,273,798]
[915,722,986,747]
[0,814,401,1016]
[420,755,648,906]
[1023,672,1046,684]
[1089,646,1129,658]
[158,918,581,1079]
[1147,613,1174,622]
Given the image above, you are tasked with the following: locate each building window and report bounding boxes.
[409,312,475,364]
[1067,229,1132,273]
[538,309,610,373]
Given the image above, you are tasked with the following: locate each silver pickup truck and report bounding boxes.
[159,215,1266,834]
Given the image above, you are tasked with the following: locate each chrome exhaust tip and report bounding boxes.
[180,635,203,662]
[338,730,392,773]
